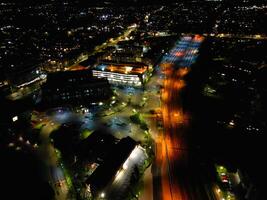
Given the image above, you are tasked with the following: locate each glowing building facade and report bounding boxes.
[92,63,149,87]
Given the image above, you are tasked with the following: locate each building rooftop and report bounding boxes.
[44,70,108,87]
[79,130,117,162]
[86,136,137,194]
[94,63,148,75]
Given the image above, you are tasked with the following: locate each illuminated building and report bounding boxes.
[92,63,149,87]
[86,136,137,197]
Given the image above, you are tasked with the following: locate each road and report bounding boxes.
[152,35,209,200]
[6,77,46,100]
[139,166,153,200]
[204,33,267,40]
[34,111,74,200]
[65,24,138,71]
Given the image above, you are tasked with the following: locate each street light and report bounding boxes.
[100,192,105,198]
[12,116,18,122]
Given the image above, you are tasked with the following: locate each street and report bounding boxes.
[153,35,210,200]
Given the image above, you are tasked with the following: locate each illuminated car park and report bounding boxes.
[92,63,149,87]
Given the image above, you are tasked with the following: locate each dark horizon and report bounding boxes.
[1,0,266,6]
